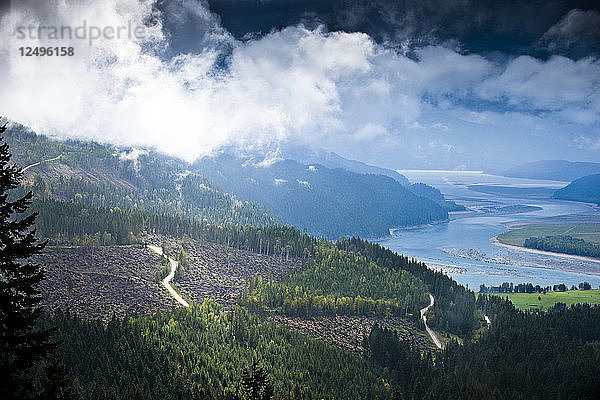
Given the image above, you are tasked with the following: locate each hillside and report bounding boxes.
[408,183,466,212]
[553,173,600,204]
[4,125,600,400]
[500,160,600,181]
[193,154,448,238]
[282,146,410,185]
[6,125,449,238]
[4,123,281,227]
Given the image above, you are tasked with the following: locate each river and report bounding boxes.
[378,170,600,290]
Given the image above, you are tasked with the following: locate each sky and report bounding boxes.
[0,0,599,170]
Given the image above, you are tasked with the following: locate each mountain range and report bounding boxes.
[500,160,600,182]
[5,122,451,238]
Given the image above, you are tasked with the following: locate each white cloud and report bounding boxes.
[477,55,600,120]
[0,0,598,169]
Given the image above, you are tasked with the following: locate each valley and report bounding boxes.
[4,1,600,398]
[382,170,600,289]
[3,122,600,400]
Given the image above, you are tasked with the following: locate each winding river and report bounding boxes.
[378,170,600,290]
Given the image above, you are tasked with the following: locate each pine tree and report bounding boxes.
[242,361,274,400]
[0,120,52,398]
[40,350,74,400]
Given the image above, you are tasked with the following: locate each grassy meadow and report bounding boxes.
[497,223,600,246]
[489,289,600,311]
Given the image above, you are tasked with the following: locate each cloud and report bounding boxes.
[476,55,600,127]
[0,0,599,170]
[539,9,600,53]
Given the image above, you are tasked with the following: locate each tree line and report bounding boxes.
[479,281,595,293]
[524,235,600,258]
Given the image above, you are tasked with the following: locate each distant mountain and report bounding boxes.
[193,153,448,238]
[282,146,410,186]
[408,183,466,212]
[500,160,600,182]
[553,174,600,205]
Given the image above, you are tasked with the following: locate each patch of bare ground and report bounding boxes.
[267,314,436,353]
[146,235,303,306]
[33,245,177,321]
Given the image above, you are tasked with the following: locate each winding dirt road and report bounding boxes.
[148,245,190,307]
[420,294,444,349]
[22,154,63,172]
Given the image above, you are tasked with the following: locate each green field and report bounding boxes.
[489,289,600,311]
[497,223,600,246]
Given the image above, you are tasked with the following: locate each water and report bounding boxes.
[378,171,600,290]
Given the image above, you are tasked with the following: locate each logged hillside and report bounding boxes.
[33,245,176,321]
[553,173,600,204]
[194,154,448,238]
[3,125,472,340]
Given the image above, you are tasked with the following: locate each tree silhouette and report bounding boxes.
[0,119,52,398]
[41,349,75,400]
[242,361,274,400]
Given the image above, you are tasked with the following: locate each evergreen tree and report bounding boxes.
[40,350,74,400]
[0,120,52,398]
[242,361,274,400]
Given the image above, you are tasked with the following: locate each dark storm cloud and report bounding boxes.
[539,9,600,56]
[208,0,600,57]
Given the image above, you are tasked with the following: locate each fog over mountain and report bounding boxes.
[0,0,599,170]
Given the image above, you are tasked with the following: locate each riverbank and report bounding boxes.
[491,236,600,265]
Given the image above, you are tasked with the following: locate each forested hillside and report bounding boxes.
[241,245,429,318]
[36,294,600,399]
[7,124,451,238]
[408,183,466,212]
[281,146,410,185]
[553,173,600,205]
[194,154,448,238]
[364,296,600,399]
[40,304,393,400]
[5,124,280,228]
[5,125,600,400]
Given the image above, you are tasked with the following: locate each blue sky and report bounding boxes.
[1,0,599,170]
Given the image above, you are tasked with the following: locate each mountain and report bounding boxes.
[193,153,448,238]
[553,174,600,205]
[408,183,466,212]
[282,146,410,185]
[500,160,600,182]
[4,124,281,228]
[5,124,446,238]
